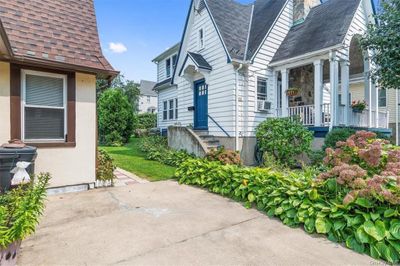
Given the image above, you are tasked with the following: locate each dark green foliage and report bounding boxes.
[176,159,400,263]
[256,118,313,167]
[0,173,50,248]
[139,136,194,167]
[133,113,157,137]
[206,147,242,165]
[98,89,134,146]
[323,128,356,150]
[361,0,400,91]
[96,150,116,184]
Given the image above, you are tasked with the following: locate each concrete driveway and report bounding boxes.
[19,181,375,265]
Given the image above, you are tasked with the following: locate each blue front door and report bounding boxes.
[194,79,208,130]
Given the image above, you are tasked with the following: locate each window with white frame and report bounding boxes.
[175,98,178,119]
[172,54,178,71]
[22,70,67,141]
[379,88,387,107]
[147,96,151,103]
[169,99,174,120]
[198,28,204,50]
[163,101,168,120]
[166,58,171,78]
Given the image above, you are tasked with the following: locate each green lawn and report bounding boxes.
[100,138,176,181]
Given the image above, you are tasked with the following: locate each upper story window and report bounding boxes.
[166,58,171,78]
[172,54,178,70]
[257,77,267,101]
[147,96,151,103]
[22,70,67,141]
[379,88,387,107]
[198,28,204,50]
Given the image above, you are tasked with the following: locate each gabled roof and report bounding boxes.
[140,80,157,97]
[152,42,180,63]
[204,0,287,61]
[187,52,212,71]
[0,0,117,78]
[271,0,362,64]
[154,78,173,90]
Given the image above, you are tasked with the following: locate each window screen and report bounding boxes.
[257,77,267,101]
[23,72,66,140]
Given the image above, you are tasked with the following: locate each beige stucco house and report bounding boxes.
[0,0,117,189]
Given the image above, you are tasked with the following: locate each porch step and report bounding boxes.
[192,131,221,152]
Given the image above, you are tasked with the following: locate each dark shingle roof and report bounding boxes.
[204,0,286,61]
[140,80,157,97]
[246,0,287,60]
[0,0,116,75]
[188,52,212,70]
[205,0,253,60]
[271,0,361,63]
[154,78,172,90]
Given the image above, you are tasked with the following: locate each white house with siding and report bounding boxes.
[153,0,389,164]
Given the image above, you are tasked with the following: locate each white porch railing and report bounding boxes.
[283,104,389,128]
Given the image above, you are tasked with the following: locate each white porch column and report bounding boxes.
[272,70,279,115]
[364,52,372,127]
[340,60,350,126]
[329,52,339,129]
[313,60,324,126]
[281,69,289,117]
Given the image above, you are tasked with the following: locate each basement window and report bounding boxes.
[22,70,67,142]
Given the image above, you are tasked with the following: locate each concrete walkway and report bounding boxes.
[19,181,375,265]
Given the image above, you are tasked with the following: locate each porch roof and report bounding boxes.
[270,0,361,65]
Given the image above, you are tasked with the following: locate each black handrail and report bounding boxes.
[208,115,231,137]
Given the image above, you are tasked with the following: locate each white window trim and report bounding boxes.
[166,58,172,78]
[255,75,269,112]
[168,99,174,120]
[378,88,387,108]
[21,69,67,143]
[162,100,168,121]
[198,28,205,51]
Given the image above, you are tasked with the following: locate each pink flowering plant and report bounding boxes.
[317,131,400,206]
[351,100,367,112]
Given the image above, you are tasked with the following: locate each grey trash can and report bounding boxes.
[0,146,37,193]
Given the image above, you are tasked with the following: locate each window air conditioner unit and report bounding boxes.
[257,100,272,112]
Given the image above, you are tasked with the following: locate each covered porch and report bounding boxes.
[270,36,389,129]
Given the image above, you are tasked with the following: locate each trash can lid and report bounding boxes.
[0,146,37,155]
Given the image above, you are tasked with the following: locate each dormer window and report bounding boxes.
[198,28,204,50]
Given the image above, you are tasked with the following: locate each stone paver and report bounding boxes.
[19,181,376,266]
[113,168,148,187]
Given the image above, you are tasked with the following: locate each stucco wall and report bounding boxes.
[0,69,97,188]
[0,62,10,143]
[35,73,97,187]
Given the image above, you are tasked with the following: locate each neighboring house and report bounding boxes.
[0,0,117,189]
[138,80,157,113]
[153,0,388,164]
[152,43,180,131]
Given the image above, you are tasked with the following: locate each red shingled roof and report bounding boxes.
[0,0,117,77]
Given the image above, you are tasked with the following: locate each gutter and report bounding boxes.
[234,63,244,151]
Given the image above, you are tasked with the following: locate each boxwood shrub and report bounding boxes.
[175,159,400,263]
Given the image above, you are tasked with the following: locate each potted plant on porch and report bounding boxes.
[286,87,300,97]
[351,100,367,113]
[0,173,50,266]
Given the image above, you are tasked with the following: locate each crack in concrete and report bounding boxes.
[114,214,263,264]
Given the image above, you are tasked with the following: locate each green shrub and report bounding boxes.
[176,158,400,264]
[206,147,242,165]
[0,173,50,248]
[139,136,194,167]
[98,89,134,146]
[256,117,313,167]
[96,150,116,185]
[323,128,356,150]
[133,113,157,130]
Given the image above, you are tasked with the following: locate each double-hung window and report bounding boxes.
[22,70,67,142]
[166,58,171,78]
[379,89,387,107]
[169,99,174,120]
[257,77,267,101]
[175,98,178,119]
[163,101,168,120]
[172,55,178,71]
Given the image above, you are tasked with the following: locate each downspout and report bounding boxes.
[235,64,244,151]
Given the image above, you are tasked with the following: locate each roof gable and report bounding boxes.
[0,0,116,76]
[140,80,157,96]
[271,0,362,64]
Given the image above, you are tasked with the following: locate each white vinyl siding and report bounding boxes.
[21,70,67,142]
[173,4,236,136]
[157,53,178,82]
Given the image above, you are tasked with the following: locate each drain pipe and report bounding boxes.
[235,64,244,151]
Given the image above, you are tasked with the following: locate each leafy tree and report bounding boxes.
[361,0,400,90]
[98,89,134,146]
